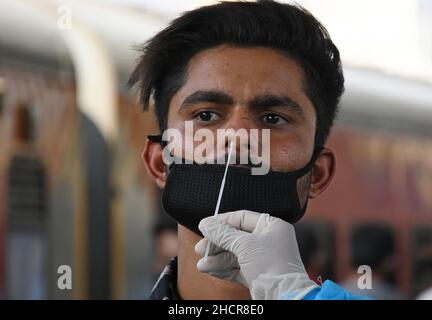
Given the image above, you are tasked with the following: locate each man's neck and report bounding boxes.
[176,225,251,300]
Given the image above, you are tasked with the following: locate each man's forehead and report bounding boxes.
[169,45,312,117]
[185,45,305,82]
[170,46,304,103]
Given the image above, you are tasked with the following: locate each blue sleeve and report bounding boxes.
[301,280,372,300]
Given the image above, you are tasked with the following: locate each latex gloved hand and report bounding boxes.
[195,210,319,300]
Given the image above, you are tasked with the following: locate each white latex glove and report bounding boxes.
[195,210,319,300]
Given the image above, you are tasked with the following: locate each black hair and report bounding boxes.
[128,0,344,147]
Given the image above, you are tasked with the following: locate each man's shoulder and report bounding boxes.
[148,256,181,300]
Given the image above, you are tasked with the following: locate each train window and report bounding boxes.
[411,225,432,297]
[6,154,47,299]
[7,155,46,227]
[295,222,335,282]
[13,105,36,144]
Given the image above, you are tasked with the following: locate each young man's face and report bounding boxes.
[170,45,316,168]
[144,45,335,201]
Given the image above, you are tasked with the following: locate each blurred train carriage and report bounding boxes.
[0,0,431,300]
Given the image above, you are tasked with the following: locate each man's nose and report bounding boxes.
[221,108,253,155]
[224,107,254,132]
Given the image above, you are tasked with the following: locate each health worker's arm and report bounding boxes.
[196,210,372,300]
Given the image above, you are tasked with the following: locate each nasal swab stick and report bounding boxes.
[204,140,234,259]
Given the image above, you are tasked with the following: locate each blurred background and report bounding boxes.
[0,0,431,300]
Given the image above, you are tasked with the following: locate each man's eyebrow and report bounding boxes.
[249,94,305,117]
[180,90,234,109]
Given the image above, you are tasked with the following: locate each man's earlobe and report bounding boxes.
[308,147,336,199]
[142,138,167,188]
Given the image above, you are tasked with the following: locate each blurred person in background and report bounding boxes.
[342,225,405,300]
[295,224,322,284]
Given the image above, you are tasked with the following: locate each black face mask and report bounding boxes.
[148,135,323,236]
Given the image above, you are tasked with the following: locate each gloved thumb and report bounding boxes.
[198,216,250,256]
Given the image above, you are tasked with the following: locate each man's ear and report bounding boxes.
[142,139,167,188]
[308,147,336,199]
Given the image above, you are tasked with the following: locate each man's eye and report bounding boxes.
[261,113,288,126]
[195,111,219,122]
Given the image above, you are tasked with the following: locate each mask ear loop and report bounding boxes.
[147,134,173,174]
[292,145,324,178]
[310,145,324,165]
[147,134,167,147]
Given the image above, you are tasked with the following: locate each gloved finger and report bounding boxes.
[207,268,242,283]
[195,238,224,256]
[197,254,242,284]
[251,213,273,234]
[217,210,281,235]
[197,251,238,273]
[198,216,249,255]
[215,210,264,233]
